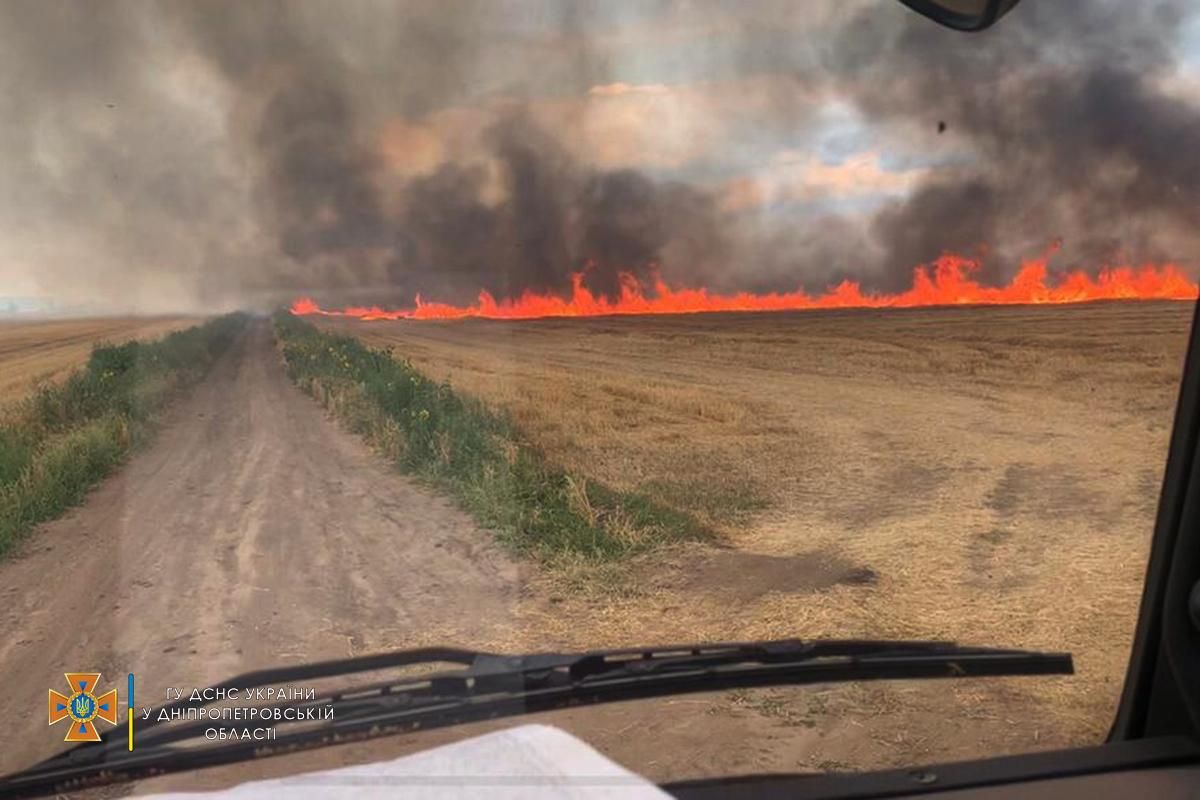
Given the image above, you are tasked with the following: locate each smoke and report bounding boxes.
[0,1,263,312]
[0,0,1197,311]
[824,0,1200,287]
[157,0,728,306]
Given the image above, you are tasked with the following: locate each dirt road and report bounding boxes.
[0,320,526,780]
[1,318,882,794]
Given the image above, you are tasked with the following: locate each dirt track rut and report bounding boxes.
[0,320,526,777]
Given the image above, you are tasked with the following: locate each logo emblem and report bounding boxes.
[48,673,118,742]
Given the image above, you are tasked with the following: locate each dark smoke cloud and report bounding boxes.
[822,0,1200,286]
[1,0,1198,311]
[383,113,728,303]
[156,0,727,305]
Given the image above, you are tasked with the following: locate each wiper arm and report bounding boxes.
[0,638,1072,799]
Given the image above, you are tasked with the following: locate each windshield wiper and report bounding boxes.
[0,638,1072,799]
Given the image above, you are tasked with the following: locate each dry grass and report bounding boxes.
[317,300,1192,766]
[0,317,201,408]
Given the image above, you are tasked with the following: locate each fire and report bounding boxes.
[290,253,1199,321]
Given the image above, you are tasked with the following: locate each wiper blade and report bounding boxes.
[0,638,1072,799]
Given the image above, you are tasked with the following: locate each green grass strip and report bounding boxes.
[0,313,248,556]
[273,312,710,561]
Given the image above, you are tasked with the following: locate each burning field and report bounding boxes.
[292,255,1199,320]
[311,297,1192,765]
[8,0,1200,786]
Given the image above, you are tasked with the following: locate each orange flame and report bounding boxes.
[290,254,1199,321]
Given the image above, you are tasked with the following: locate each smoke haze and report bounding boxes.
[0,0,1197,311]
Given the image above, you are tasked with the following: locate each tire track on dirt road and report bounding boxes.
[0,319,527,777]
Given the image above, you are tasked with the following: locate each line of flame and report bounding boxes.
[290,254,1199,322]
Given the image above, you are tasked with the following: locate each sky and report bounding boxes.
[0,0,1198,312]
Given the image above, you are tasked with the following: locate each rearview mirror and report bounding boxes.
[895,0,1023,31]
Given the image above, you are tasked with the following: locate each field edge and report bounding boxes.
[273,312,713,565]
[0,313,249,557]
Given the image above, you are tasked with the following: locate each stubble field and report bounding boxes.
[317,300,1193,767]
[0,316,201,407]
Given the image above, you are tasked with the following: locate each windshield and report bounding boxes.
[0,0,1196,793]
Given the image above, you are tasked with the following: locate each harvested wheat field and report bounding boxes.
[0,316,201,406]
[316,300,1194,770]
